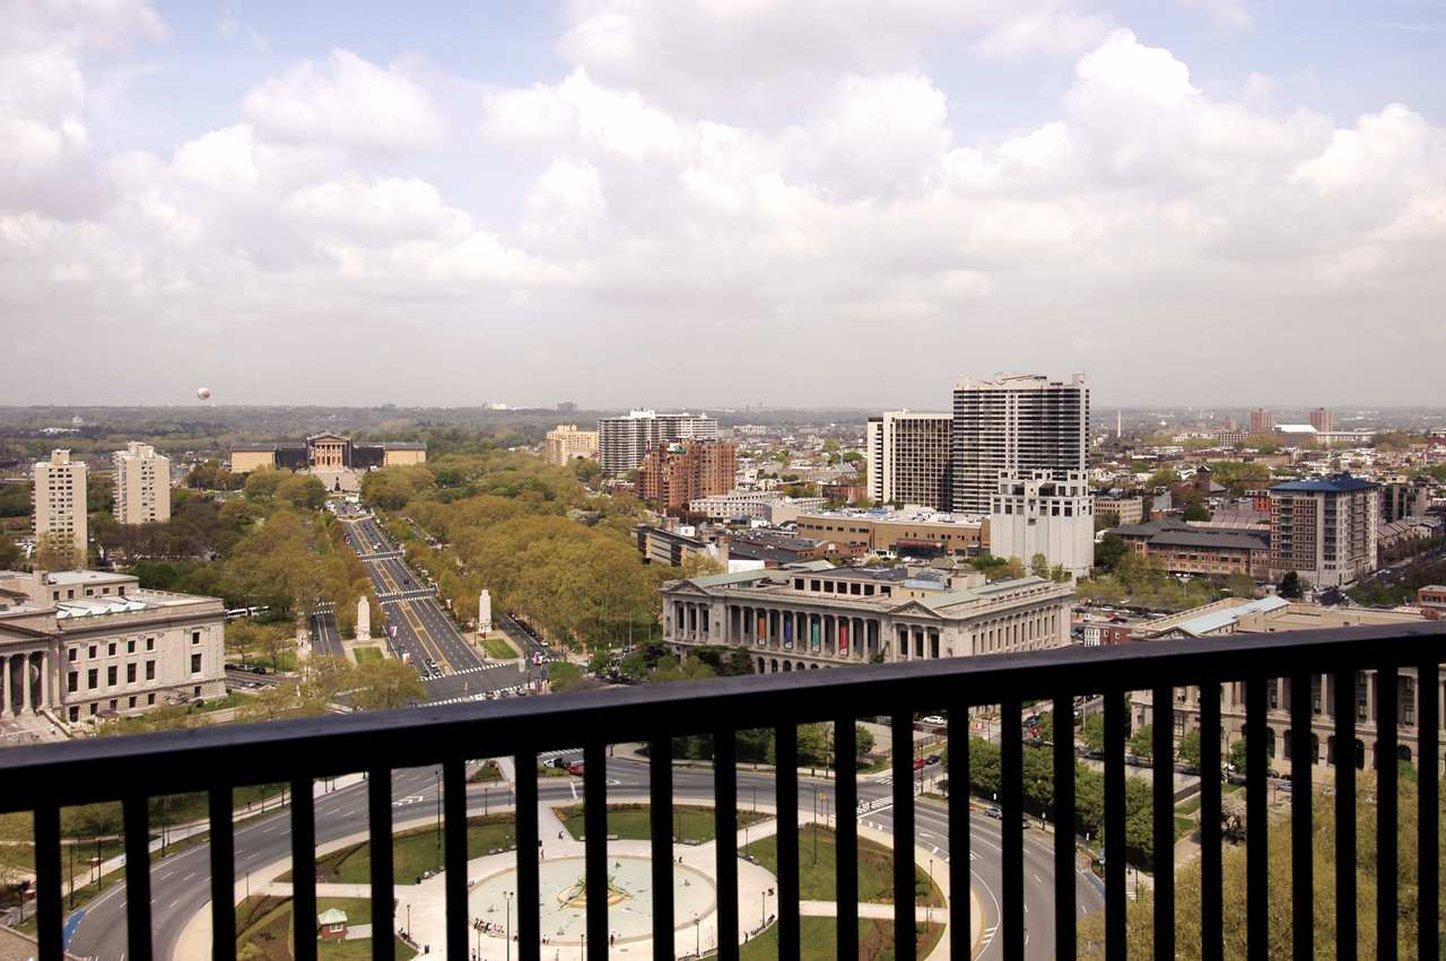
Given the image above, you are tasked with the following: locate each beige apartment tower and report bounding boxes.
[114,442,171,525]
[32,450,87,564]
[866,411,952,509]
[543,425,599,466]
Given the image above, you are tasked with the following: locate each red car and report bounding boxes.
[567,762,585,776]
[912,756,926,771]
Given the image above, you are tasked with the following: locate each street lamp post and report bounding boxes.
[436,770,443,864]
[504,891,514,961]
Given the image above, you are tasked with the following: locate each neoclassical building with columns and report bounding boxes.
[661,561,1074,673]
[0,569,226,724]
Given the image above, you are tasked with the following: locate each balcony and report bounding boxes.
[0,621,1442,961]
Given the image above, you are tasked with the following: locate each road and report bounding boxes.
[307,603,344,659]
[339,515,486,679]
[65,756,1103,961]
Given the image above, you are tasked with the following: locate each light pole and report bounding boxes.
[436,770,443,865]
[694,915,700,956]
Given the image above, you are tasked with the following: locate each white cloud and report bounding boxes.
[242,50,446,152]
[1180,0,1251,29]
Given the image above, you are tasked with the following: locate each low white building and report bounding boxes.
[687,491,825,524]
[988,470,1094,579]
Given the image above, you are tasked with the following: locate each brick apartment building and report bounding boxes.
[637,441,737,514]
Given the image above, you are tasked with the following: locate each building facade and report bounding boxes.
[686,491,826,524]
[988,471,1095,578]
[1249,408,1275,435]
[1268,474,1379,587]
[865,411,952,509]
[637,441,737,513]
[543,425,599,466]
[1112,518,1271,579]
[231,435,426,472]
[1380,474,1433,523]
[0,570,226,723]
[950,373,1089,514]
[113,442,171,525]
[32,450,87,562]
[1308,407,1334,433]
[597,410,718,476]
[795,509,987,559]
[1094,495,1144,527]
[661,563,1073,673]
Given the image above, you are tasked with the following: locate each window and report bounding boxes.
[146,637,154,651]
[192,630,202,645]
[147,693,155,706]
[88,645,96,659]
[128,696,137,709]
[191,653,203,674]
[68,672,78,693]
[127,639,135,654]
[67,648,77,662]
[126,664,136,684]
[87,669,98,690]
[107,642,116,656]
[107,666,117,686]
[145,660,155,680]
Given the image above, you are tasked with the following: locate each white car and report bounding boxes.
[920,715,947,727]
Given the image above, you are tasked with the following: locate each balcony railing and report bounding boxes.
[1,621,1443,961]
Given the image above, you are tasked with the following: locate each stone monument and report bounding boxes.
[478,589,493,635]
[356,596,371,641]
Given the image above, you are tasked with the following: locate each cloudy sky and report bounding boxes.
[3,1,1444,409]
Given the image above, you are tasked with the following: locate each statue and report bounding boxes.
[478,588,493,635]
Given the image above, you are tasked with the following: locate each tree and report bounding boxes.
[33,534,82,572]
[1228,736,1248,775]
[1177,728,1201,767]
[1129,723,1154,760]
[855,724,875,759]
[1095,535,1127,572]
[276,473,327,511]
[1082,714,1106,753]
[242,467,283,500]
[1181,502,1211,522]
[0,533,20,569]
[1278,570,1302,599]
[1147,468,1180,489]
[548,662,594,693]
[1030,553,1051,579]
[1224,573,1256,598]
[350,658,425,710]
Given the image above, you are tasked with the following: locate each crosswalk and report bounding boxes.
[427,684,532,706]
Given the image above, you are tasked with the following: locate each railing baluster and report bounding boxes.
[649,737,674,961]
[584,741,607,961]
[775,724,800,961]
[1335,668,1357,961]
[1197,682,1222,961]
[1417,657,1439,961]
[33,804,61,961]
[443,760,467,961]
[1289,674,1312,961]
[948,705,971,961]
[1152,684,1174,961]
[1053,695,1075,961]
[1103,691,1126,961]
[1000,701,1024,961]
[1376,665,1398,961]
[209,786,236,961]
[369,767,395,961]
[834,716,858,961]
[891,711,916,961]
[714,728,739,961]
[516,750,540,961]
[123,793,153,961]
[1245,678,1267,961]
[292,777,317,961]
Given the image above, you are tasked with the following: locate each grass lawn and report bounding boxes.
[556,804,769,845]
[310,814,515,885]
[725,917,944,961]
[1174,815,1195,841]
[468,760,502,783]
[353,646,383,663]
[483,636,518,659]
[743,824,944,907]
[235,895,416,961]
[858,756,892,775]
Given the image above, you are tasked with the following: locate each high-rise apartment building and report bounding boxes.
[32,450,87,563]
[1249,408,1275,435]
[865,411,951,508]
[949,374,1089,514]
[113,442,171,525]
[637,441,736,514]
[1308,407,1333,433]
[597,410,718,476]
[543,425,599,466]
[1268,474,1379,588]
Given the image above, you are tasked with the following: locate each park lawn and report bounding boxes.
[236,895,415,961]
[312,814,515,885]
[484,636,518,659]
[353,646,383,663]
[728,918,943,961]
[743,824,944,907]
[556,803,769,845]
[468,760,503,783]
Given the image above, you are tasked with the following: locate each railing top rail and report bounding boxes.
[2,621,1443,811]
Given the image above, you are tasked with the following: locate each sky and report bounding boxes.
[2,0,1445,409]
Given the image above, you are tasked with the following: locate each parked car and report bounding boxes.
[913,756,927,771]
[567,761,585,776]
[984,804,1003,820]
[920,714,946,727]
[925,754,941,766]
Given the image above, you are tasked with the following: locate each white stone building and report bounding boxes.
[988,470,1095,579]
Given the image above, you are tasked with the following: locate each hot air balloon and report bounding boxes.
[196,386,212,401]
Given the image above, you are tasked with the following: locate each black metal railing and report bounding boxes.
[1,621,1443,961]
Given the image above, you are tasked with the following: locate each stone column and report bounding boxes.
[37,652,48,709]
[1,655,10,717]
[357,596,372,641]
[21,654,32,713]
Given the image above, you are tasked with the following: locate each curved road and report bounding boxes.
[66,757,1102,961]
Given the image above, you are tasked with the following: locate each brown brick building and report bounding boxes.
[637,441,737,514]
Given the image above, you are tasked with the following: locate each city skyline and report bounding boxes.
[2,1,1444,407]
